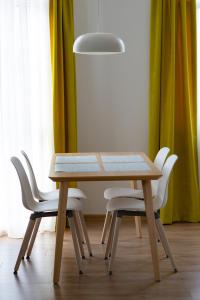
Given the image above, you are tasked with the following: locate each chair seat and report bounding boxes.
[106,196,159,212]
[40,188,86,201]
[104,187,144,200]
[104,181,158,201]
[34,197,82,213]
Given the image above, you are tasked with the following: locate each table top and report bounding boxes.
[49,152,162,182]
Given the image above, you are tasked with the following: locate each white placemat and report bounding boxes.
[103,162,150,172]
[101,155,144,163]
[56,155,97,164]
[55,163,100,173]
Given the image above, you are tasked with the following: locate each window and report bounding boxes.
[0,0,54,237]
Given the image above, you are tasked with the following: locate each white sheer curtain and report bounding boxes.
[0,0,55,237]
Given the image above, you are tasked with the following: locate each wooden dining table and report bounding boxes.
[49,152,162,284]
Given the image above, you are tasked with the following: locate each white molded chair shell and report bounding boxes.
[150,147,170,195]
[11,157,41,211]
[21,150,40,199]
[11,157,82,213]
[34,198,82,213]
[154,147,170,169]
[104,147,170,201]
[21,151,86,200]
[11,156,86,275]
[20,152,92,257]
[39,188,86,201]
[104,187,144,200]
[104,185,157,201]
[105,153,178,275]
[156,154,178,209]
[107,197,146,212]
[106,154,178,213]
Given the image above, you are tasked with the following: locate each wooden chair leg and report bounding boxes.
[26,218,41,259]
[101,211,111,244]
[75,211,85,244]
[73,212,85,259]
[156,225,161,243]
[135,216,142,238]
[105,212,117,259]
[68,216,83,274]
[78,211,93,257]
[155,220,167,255]
[14,218,36,274]
[108,216,121,275]
[155,218,177,272]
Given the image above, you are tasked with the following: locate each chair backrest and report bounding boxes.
[155,154,178,210]
[151,147,170,195]
[21,150,40,199]
[11,156,38,211]
[154,147,170,170]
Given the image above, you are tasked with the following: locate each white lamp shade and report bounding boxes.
[73,32,125,55]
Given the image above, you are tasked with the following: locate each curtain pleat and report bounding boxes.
[49,0,77,155]
[149,0,200,223]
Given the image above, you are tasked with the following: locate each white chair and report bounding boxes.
[101,147,170,243]
[105,154,178,275]
[21,150,92,258]
[11,156,86,275]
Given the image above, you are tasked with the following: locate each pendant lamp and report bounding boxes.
[73,0,125,55]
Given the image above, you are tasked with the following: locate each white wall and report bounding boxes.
[74,0,150,214]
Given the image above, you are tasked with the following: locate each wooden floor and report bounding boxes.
[1,219,200,300]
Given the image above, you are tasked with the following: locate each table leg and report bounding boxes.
[131,181,142,238]
[142,180,160,282]
[53,181,68,284]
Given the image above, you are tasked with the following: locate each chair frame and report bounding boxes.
[14,210,85,275]
[105,154,178,275]
[101,147,170,244]
[11,156,87,275]
[21,151,93,258]
[106,210,177,275]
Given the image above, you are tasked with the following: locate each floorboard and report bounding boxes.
[0,219,200,300]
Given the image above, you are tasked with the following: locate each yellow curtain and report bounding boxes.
[49,0,77,154]
[149,0,200,223]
